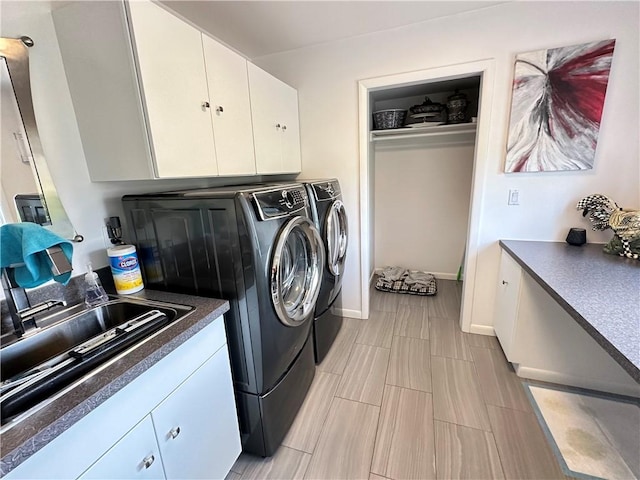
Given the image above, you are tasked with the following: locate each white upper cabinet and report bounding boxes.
[127,0,218,178]
[202,36,256,176]
[248,64,302,174]
[54,0,266,180]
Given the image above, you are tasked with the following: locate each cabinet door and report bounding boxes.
[151,347,241,480]
[279,83,302,173]
[79,416,165,480]
[248,63,285,174]
[202,36,256,176]
[127,0,218,178]
[493,250,523,362]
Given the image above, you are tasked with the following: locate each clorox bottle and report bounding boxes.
[107,245,144,294]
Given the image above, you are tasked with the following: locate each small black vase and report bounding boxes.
[566,228,587,246]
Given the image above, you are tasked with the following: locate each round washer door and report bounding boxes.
[271,216,325,327]
[325,200,348,277]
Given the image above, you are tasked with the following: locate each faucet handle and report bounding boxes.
[45,246,72,276]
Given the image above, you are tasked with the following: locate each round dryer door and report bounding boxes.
[271,216,325,327]
[325,200,348,277]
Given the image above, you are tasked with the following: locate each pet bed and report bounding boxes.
[375,268,437,296]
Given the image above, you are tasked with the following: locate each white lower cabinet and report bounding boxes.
[79,416,164,480]
[493,247,639,397]
[151,347,240,480]
[4,318,241,480]
[79,348,240,480]
[493,249,523,362]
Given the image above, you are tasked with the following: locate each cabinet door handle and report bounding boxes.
[169,426,181,439]
[276,123,281,129]
[502,280,508,285]
[142,454,155,469]
[202,101,211,109]
[282,125,287,131]
[216,105,224,113]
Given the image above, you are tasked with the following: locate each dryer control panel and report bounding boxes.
[311,180,341,202]
[253,186,307,220]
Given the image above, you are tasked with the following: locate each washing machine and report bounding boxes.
[122,183,324,457]
[302,179,348,363]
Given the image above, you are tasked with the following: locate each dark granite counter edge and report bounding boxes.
[499,240,639,383]
[0,290,229,476]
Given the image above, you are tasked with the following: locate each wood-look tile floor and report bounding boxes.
[229,280,567,480]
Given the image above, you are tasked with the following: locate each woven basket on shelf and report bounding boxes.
[373,109,407,130]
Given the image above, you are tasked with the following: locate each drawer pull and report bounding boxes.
[276,123,281,129]
[169,426,181,439]
[142,454,155,469]
[202,101,211,109]
[502,280,508,285]
[282,125,287,131]
[216,106,224,113]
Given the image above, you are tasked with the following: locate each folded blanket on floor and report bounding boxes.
[404,271,435,287]
[381,266,407,281]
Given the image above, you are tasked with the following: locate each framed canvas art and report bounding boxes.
[505,39,616,173]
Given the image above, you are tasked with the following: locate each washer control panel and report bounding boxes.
[311,180,341,202]
[253,186,307,220]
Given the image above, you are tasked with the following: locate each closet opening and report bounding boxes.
[358,60,495,333]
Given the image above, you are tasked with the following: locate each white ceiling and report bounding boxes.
[160,1,506,59]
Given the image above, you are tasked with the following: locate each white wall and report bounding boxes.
[374,143,473,277]
[254,1,640,326]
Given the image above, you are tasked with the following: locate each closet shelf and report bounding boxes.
[370,123,477,143]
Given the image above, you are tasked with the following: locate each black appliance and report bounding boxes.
[302,179,348,363]
[122,183,324,456]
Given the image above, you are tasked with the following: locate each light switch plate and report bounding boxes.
[508,189,520,206]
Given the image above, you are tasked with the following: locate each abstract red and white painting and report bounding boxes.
[505,39,616,173]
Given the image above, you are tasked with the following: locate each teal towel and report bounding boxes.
[0,223,73,288]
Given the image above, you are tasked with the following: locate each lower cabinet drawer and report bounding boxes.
[79,416,164,480]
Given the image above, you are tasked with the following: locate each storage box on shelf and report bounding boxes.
[372,109,407,130]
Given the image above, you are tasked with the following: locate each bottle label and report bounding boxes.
[109,251,144,293]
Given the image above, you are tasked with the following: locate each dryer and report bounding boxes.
[302,179,348,363]
[122,183,324,457]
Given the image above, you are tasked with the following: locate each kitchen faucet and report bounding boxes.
[1,246,71,336]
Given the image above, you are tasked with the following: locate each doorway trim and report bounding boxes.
[358,59,495,332]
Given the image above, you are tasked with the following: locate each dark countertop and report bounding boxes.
[499,240,639,382]
[0,289,229,476]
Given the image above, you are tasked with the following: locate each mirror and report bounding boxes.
[0,36,82,242]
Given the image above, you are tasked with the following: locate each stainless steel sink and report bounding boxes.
[0,296,193,426]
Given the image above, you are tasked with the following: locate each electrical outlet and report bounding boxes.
[508,189,520,206]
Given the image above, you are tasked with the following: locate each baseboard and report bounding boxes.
[373,268,459,281]
[515,365,640,399]
[331,307,363,320]
[468,324,495,336]
[433,272,460,281]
